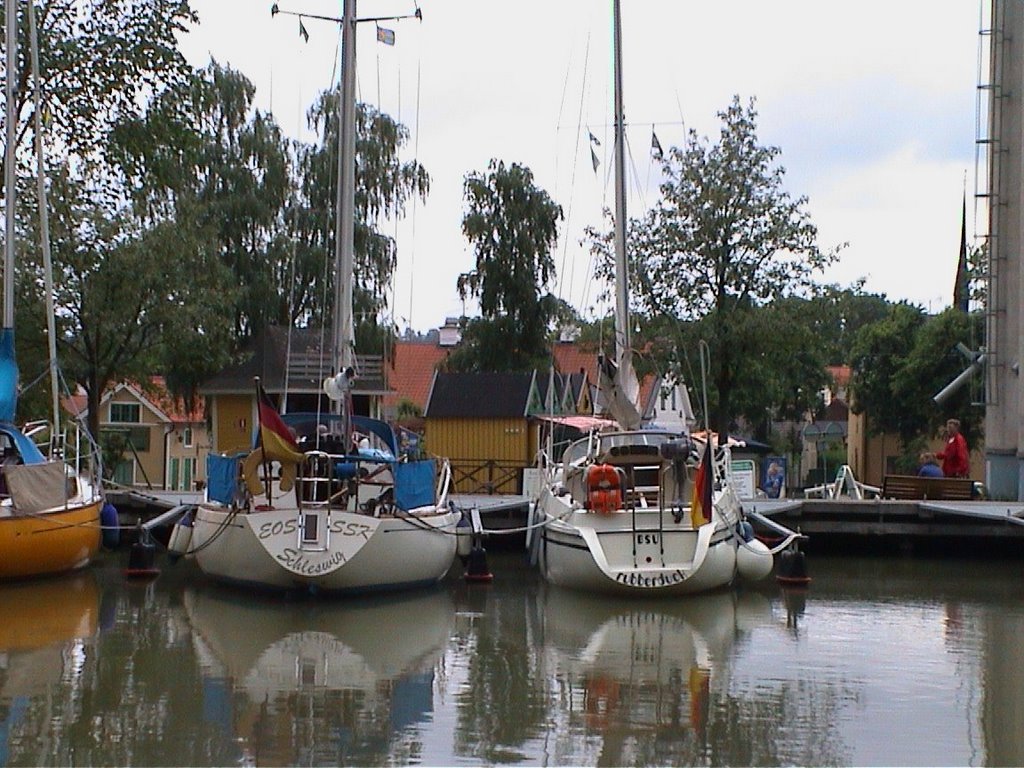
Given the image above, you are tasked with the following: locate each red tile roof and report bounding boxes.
[383,341,451,412]
[146,376,205,423]
[60,377,205,424]
[827,365,851,390]
[552,342,600,379]
[384,339,658,417]
[551,342,657,415]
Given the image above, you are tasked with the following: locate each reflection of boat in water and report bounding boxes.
[183,585,455,765]
[0,572,99,748]
[538,585,772,757]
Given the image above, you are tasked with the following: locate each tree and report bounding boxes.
[847,302,927,445]
[849,304,983,462]
[0,0,196,182]
[595,96,840,438]
[895,308,984,446]
[16,168,235,442]
[291,91,429,353]
[110,61,293,341]
[446,160,563,372]
[804,282,892,365]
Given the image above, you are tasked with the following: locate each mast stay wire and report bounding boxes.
[553,28,591,310]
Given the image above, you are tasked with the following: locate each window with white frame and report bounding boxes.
[110,402,141,423]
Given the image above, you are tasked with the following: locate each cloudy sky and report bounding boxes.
[179,0,982,332]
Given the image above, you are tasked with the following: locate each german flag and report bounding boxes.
[257,383,303,465]
[690,442,713,528]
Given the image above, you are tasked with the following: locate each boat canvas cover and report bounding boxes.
[0,424,47,465]
[207,453,243,505]
[394,459,436,510]
[5,461,69,513]
[0,328,17,423]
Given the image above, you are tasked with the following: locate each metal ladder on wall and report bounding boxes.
[975,0,1007,408]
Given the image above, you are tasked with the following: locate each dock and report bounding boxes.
[748,497,1024,554]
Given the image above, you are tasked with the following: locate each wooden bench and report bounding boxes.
[881,474,974,501]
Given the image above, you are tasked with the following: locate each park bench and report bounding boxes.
[880,474,974,501]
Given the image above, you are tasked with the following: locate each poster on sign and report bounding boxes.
[762,456,787,498]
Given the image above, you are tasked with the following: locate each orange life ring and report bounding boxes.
[586,463,623,514]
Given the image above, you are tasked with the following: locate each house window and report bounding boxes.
[101,427,150,461]
[170,457,180,491]
[182,427,193,448]
[110,402,141,423]
[124,427,150,452]
[112,459,135,487]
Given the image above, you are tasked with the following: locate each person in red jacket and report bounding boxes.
[937,418,970,478]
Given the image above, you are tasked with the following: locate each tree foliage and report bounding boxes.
[848,304,982,450]
[291,90,429,353]
[110,61,292,340]
[0,0,196,180]
[446,160,564,372]
[591,96,840,436]
[16,168,235,440]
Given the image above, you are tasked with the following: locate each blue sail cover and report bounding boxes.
[0,328,18,423]
[0,424,46,464]
[394,459,436,511]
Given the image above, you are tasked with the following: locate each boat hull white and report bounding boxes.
[190,503,460,594]
[537,512,738,595]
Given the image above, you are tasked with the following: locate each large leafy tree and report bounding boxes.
[111,61,292,341]
[291,91,429,353]
[804,282,892,366]
[0,0,196,180]
[446,160,564,372]
[851,305,983,451]
[4,0,232,437]
[16,168,235,441]
[847,302,927,445]
[595,96,839,438]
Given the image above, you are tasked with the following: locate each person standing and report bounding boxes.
[937,418,970,478]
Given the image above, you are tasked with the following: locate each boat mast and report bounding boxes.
[4,0,16,331]
[612,0,630,364]
[332,0,357,407]
[28,1,61,438]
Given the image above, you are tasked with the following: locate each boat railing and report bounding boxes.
[436,458,452,506]
[297,451,336,506]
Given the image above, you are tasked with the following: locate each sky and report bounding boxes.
[178,0,983,333]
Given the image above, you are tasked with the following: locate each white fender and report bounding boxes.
[736,537,773,582]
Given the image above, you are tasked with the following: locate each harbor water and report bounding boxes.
[1,549,1023,766]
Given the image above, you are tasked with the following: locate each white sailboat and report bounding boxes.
[184,0,460,593]
[530,0,790,595]
[1,0,105,579]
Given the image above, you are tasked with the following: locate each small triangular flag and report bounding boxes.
[651,127,663,159]
[377,26,395,45]
[298,17,309,42]
[591,146,600,173]
[588,130,601,146]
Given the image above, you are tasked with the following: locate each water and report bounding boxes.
[1,550,1023,767]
